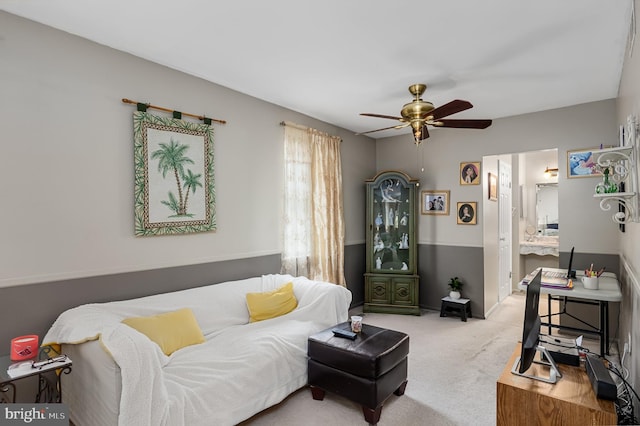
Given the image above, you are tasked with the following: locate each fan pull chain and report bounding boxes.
[416,143,425,174]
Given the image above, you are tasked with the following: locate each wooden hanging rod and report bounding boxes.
[122,98,226,124]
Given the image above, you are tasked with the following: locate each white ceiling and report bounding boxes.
[2,1,634,139]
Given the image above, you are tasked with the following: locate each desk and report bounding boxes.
[497,343,617,425]
[519,269,622,356]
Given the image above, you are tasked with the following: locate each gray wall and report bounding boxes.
[0,11,376,290]
[0,11,377,355]
[1,9,635,372]
[418,245,484,315]
[376,100,619,253]
[615,0,640,398]
[376,99,620,317]
[0,255,282,348]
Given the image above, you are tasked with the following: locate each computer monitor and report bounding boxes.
[511,269,563,383]
[519,269,542,373]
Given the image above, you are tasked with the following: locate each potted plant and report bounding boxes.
[448,277,463,299]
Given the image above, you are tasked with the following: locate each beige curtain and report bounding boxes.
[281,123,345,286]
[309,129,345,286]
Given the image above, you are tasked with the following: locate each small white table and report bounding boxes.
[518,268,622,356]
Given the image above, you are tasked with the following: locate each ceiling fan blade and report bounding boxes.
[426,99,473,120]
[355,123,410,135]
[360,113,404,121]
[433,119,493,129]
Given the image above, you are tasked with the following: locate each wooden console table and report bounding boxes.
[497,344,616,425]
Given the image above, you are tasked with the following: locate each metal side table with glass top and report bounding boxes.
[1,347,72,403]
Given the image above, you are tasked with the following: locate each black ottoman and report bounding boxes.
[307,322,409,424]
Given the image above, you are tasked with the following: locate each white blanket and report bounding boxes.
[43,274,351,426]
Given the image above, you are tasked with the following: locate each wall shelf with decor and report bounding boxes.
[591,117,639,224]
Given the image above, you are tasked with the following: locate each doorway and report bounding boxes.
[483,149,559,317]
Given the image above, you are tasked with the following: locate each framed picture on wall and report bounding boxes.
[566,147,610,178]
[421,190,450,215]
[457,202,477,225]
[488,173,498,201]
[460,162,481,185]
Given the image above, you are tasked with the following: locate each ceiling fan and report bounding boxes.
[357,83,492,144]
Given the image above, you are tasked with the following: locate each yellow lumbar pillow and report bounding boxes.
[246,282,298,322]
[122,308,205,355]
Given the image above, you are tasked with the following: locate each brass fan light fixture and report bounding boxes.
[357,84,492,145]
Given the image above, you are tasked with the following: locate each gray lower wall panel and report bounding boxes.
[0,254,282,354]
[1,247,366,356]
[344,243,366,307]
[559,250,619,278]
[2,244,618,356]
[418,244,485,317]
[347,243,486,317]
[350,243,485,316]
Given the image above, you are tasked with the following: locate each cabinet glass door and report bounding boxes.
[371,177,412,272]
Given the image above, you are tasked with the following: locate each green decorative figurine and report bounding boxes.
[596,168,617,194]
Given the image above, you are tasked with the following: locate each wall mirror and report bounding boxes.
[536,183,558,235]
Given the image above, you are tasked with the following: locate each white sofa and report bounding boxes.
[43,274,352,426]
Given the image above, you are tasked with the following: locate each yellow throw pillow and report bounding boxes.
[121,308,205,355]
[246,282,298,322]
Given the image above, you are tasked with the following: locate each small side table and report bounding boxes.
[0,348,72,403]
[440,296,472,322]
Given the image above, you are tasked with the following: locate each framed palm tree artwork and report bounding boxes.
[133,112,216,235]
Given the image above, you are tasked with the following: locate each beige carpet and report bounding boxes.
[240,292,540,426]
[241,293,605,426]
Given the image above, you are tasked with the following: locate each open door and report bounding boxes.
[498,160,512,302]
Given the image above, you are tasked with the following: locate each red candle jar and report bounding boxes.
[10,335,39,361]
